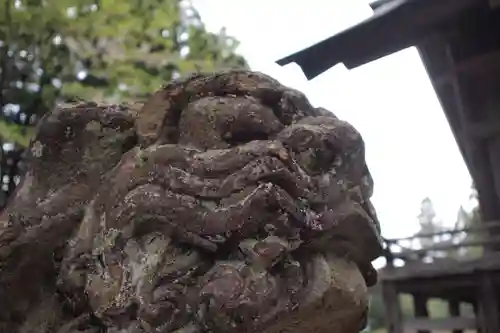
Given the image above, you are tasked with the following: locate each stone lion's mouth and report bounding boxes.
[105,140,317,250]
[85,139,322,330]
[85,136,379,330]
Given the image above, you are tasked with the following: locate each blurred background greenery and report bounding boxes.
[0,0,247,147]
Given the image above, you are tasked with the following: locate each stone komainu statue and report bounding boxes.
[0,70,382,333]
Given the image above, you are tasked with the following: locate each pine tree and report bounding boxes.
[417,197,443,250]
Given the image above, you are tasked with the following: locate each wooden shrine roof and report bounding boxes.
[277,0,500,224]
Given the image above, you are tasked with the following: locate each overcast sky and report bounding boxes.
[193,0,473,240]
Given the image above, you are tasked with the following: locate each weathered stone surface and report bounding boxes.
[0,70,382,333]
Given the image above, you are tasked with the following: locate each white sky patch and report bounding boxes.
[193,0,473,239]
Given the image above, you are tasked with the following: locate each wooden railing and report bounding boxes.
[380,221,500,333]
[382,220,500,267]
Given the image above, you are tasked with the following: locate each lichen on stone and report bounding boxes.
[31,140,44,158]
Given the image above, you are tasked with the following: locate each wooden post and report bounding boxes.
[384,240,395,268]
[473,301,482,333]
[448,299,463,333]
[476,276,500,333]
[382,281,403,333]
[486,137,500,252]
[413,294,430,333]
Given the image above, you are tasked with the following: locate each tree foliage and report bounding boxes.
[0,0,247,146]
[454,185,483,258]
[416,197,444,250]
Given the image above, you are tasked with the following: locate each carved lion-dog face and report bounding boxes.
[3,71,382,333]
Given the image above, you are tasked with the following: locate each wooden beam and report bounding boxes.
[443,42,471,146]
[380,255,500,282]
[487,138,500,250]
[404,317,477,331]
[382,282,403,333]
[418,15,500,227]
[384,220,500,243]
[462,120,500,140]
[394,278,476,295]
[418,36,476,177]
[433,49,500,87]
[448,300,463,333]
[477,275,500,333]
[390,236,500,259]
[413,294,430,333]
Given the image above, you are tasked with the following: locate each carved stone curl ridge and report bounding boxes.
[0,70,382,333]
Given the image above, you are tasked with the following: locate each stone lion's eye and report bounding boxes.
[293,136,338,175]
[311,148,336,173]
[295,150,315,171]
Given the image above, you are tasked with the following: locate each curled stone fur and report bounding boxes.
[0,70,382,333]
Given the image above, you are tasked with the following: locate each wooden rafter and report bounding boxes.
[434,49,500,87]
[417,36,476,176]
[442,42,472,150]
[462,120,500,140]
